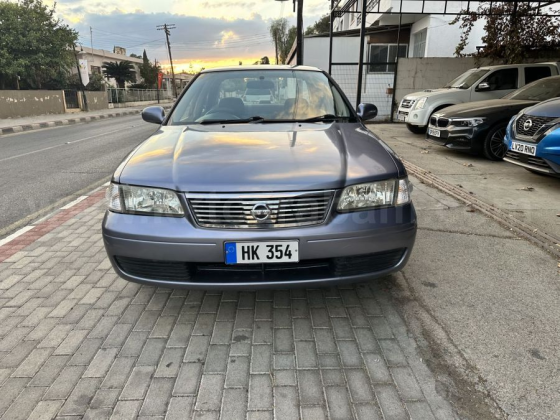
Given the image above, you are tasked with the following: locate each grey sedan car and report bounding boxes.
[102,65,416,289]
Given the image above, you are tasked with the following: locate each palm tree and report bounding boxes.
[102,61,136,89]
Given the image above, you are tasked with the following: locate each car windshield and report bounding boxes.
[168,69,352,124]
[444,69,490,89]
[502,77,560,101]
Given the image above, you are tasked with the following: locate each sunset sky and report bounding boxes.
[47,0,330,72]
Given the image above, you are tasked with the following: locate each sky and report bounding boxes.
[46,0,330,72]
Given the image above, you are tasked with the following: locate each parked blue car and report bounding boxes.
[504,98,560,176]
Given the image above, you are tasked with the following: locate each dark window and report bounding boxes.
[482,68,519,91]
[368,44,407,73]
[91,66,101,75]
[524,66,552,84]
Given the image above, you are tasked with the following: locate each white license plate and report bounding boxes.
[511,141,536,156]
[428,128,441,138]
[225,241,299,264]
[398,113,407,121]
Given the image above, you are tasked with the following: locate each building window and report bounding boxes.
[368,44,407,73]
[91,66,101,75]
[413,29,427,58]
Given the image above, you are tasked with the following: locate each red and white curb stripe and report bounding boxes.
[0,188,107,263]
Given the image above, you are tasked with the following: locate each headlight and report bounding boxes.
[106,183,184,216]
[337,178,412,211]
[415,97,428,109]
[450,118,485,127]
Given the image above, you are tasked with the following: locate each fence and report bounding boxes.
[107,88,173,104]
[331,62,396,120]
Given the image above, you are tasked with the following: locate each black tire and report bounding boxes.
[406,123,427,134]
[482,124,508,161]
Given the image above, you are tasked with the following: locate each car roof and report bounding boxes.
[475,62,559,70]
[201,65,322,73]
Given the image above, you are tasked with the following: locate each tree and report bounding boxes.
[102,61,136,88]
[269,18,297,64]
[130,53,142,59]
[0,0,78,89]
[138,50,159,88]
[305,14,330,35]
[452,2,560,64]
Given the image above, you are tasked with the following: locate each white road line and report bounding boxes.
[60,196,89,210]
[0,126,131,163]
[0,225,35,247]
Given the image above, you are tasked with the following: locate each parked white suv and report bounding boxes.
[398,62,560,134]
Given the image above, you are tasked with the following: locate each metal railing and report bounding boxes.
[107,88,173,104]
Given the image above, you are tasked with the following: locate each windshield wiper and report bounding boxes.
[300,114,340,123]
[199,116,266,125]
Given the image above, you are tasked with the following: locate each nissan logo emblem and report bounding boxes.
[251,203,271,221]
[523,119,533,131]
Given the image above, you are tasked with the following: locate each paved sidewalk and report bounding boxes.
[0,101,173,136]
[0,182,456,420]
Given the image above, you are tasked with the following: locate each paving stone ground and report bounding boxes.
[0,193,455,420]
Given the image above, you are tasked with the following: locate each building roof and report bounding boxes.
[201,65,322,73]
[76,46,144,64]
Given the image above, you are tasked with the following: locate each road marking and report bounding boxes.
[60,196,89,209]
[0,126,133,163]
[0,226,35,247]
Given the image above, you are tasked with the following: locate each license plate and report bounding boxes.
[511,141,536,156]
[225,241,299,264]
[428,128,441,138]
[397,113,408,121]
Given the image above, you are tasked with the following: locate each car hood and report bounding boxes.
[115,123,401,192]
[436,99,538,118]
[403,88,457,100]
[523,98,560,117]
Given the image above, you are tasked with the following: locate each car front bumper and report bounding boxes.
[397,107,430,127]
[102,204,417,289]
[425,124,482,151]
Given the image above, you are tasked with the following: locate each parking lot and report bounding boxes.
[0,122,557,420]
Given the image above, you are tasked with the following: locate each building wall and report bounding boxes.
[75,47,144,88]
[0,90,65,119]
[84,91,109,111]
[394,57,489,102]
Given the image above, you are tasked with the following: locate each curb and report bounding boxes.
[0,105,172,136]
[404,159,560,259]
[0,187,107,263]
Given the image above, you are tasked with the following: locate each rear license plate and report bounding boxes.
[511,141,536,156]
[225,241,299,264]
[428,128,441,137]
[397,113,408,121]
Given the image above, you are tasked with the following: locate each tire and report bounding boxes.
[406,123,427,134]
[482,124,508,161]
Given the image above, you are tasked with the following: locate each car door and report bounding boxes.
[470,68,519,101]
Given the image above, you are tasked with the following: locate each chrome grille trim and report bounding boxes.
[401,98,415,109]
[186,191,335,229]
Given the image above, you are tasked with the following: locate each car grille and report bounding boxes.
[515,115,556,139]
[187,192,334,229]
[401,99,415,109]
[114,249,406,283]
[505,151,552,171]
[430,116,449,128]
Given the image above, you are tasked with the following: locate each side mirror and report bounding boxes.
[142,106,165,124]
[476,82,491,92]
[357,103,378,121]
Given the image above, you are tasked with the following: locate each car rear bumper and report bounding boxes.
[102,204,417,289]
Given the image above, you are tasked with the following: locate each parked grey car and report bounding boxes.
[102,65,417,289]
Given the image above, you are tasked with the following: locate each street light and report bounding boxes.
[275,0,303,65]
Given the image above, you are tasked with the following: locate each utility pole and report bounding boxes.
[157,23,177,98]
[155,58,160,104]
[72,43,89,112]
[90,26,94,62]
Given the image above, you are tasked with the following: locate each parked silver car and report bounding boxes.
[102,65,417,289]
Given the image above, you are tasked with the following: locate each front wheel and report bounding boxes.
[483,124,508,161]
[406,123,427,134]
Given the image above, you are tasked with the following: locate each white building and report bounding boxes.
[74,46,144,88]
[333,0,486,58]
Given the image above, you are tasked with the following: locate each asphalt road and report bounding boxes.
[0,115,157,236]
